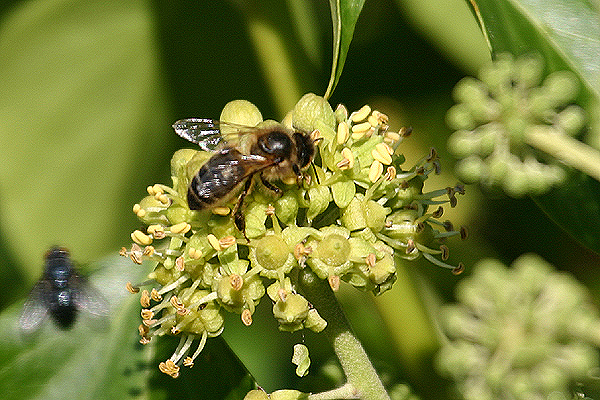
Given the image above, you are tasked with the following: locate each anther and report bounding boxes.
[229,274,244,291]
[158,360,180,378]
[212,206,230,216]
[126,282,140,294]
[132,230,153,246]
[170,222,191,234]
[440,245,449,261]
[140,290,151,308]
[207,234,221,251]
[452,263,465,275]
[175,256,185,271]
[406,239,417,254]
[366,253,377,268]
[241,309,253,326]
[219,235,237,249]
[399,126,412,137]
[337,121,350,144]
[328,275,340,291]
[369,160,384,182]
[352,105,371,122]
[151,288,162,302]
[352,121,372,133]
[443,220,454,232]
[188,247,203,260]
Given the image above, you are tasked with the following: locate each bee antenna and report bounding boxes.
[311,162,321,185]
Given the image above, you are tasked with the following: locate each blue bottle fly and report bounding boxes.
[19,246,108,334]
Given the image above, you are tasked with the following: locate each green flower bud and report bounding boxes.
[244,390,270,400]
[390,176,425,208]
[291,93,336,133]
[557,104,586,136]
[341,197,367,231]
[544,70,579,105]
[269,390,309,400]
[220,99,263,127]
[514,54,543,88]
[166,205,192,225]
[306,185,332,223]
[341,195,389,232]
[171,148,198,195]
[243,199,268,239]
[437,254,600,400]
[273,293,310,332]
[135,195,170,225]
[447,53,586,197]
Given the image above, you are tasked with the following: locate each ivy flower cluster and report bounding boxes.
[447,53,587,197]
[437,254,600,400]
[121,93,465,378]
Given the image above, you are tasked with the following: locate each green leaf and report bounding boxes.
[0,256,152,400]
[324,0,366,99]
[0,0,170,281]
[467,0,600,102]
[467,0,600,252]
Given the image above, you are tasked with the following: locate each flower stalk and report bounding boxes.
[298,268,390,400]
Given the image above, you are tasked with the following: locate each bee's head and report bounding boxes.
[293,131,316,170]
[45,246,70,260]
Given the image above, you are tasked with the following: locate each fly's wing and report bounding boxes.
[19,280,51,335]
[172,118,255,151]
[70,274,110,318]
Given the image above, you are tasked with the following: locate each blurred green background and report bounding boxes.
[1,0,599,399]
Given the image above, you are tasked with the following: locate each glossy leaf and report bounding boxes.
[324,0,366,99]
[467,0,600,101]
[0,0,170,281]
[467,0,600,252]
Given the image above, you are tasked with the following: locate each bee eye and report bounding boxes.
[294,132,314,168]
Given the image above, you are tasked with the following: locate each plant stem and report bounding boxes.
[298,268,390,400]
[525,127,600,182]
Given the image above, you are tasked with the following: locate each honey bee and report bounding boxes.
[19,246,109,335]
[172,118,317,238]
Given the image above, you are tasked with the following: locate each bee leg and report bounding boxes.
[233,178,253,242]
[260,173,282,196]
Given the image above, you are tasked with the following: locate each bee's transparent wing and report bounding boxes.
[19,281,50,335]
[172,118,251,151]
[71,275,110,318]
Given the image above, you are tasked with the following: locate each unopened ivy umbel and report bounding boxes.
[121,93,466,382]
[446,53,600,197]
[437,254,600,400]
